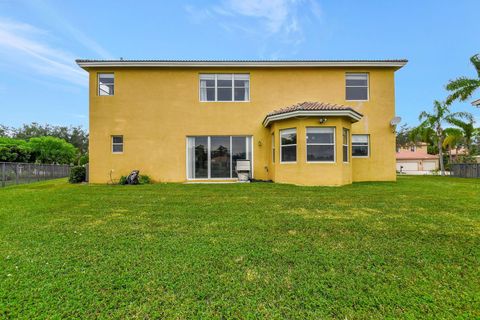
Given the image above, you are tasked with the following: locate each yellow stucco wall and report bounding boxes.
[87,67,398,185]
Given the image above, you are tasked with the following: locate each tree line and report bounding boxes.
[396,54,480,175]
[0,123,88,165]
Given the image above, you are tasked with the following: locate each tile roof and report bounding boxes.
[396,151,439,160]
[266,101,362,117]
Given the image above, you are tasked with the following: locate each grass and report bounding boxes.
[0,176,479,319]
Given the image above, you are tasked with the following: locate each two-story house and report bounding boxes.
[76,59,407,186]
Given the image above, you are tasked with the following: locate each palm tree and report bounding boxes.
[442,128,463,163]
[445,114,475,153]
[446,54,480,105]
[417,101,471,175]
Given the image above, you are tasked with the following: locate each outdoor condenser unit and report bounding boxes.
[236,160,251,182]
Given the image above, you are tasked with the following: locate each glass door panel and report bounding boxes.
[194,137,208,178]
[232,136,247,178]
[210,136,230,178]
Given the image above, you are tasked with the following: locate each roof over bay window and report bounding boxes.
[262,101,363,127]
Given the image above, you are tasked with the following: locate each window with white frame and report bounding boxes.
[200,74,250,102]
[112,135,123,153]
[306,127,335,162]
[98,73,114,96]
[272,133,275,163]
[343,128,349,162]
[352,134,369,157]
[346,73,368,101]
[280,128,296,162]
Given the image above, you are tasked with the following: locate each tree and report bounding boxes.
[445,114,476,153]
[0,125,10,137]
[28,137,77,164]
[417,101,471,176]
[446,54,480,106]
[395,124,412,148]
[0,137,32,162]
[12,123,89,155]
[442,128,463,163]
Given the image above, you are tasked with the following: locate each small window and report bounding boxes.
[343,128,349,162]
[280,128,296,162]
[346,73,368,101]
[352,134,369,157]
[306,127,335,162]
[99,73,114,96]
[200,74,250,102]
[112,135,123,153]
[272,133,275,163]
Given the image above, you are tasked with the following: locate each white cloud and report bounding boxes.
[184,0,322,57]
[23,1,112,59]
[0,19,87,86]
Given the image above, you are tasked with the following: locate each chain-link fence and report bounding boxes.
[0,162,71,187]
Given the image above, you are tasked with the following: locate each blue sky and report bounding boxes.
[0,0,479,129]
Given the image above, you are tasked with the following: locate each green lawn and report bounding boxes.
[0,176,479,319]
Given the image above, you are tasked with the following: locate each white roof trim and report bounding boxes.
[263,110,363,127]
[76,60,407,69]
[472,99,480,106]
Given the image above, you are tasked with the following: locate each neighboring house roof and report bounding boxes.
[76,59,408,69]
[396,151,439,160]
[449,148,468,156]
[472,99,480,106]
[262,101,363,127]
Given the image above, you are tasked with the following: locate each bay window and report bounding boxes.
[343,128,349,162]
[306,127,335,162]
[280,128,296,163]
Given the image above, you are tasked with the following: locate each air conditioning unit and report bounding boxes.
[236,160,251,182]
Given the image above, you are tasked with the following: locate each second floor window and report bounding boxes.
[98,73,114,96]
[346,73,368,101]
[200,74,250,102]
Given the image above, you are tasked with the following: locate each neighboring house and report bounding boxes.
[76,59,407,186]
[396,143,439,173]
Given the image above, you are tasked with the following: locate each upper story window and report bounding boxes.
[306,127,335,162]
[280,128,296,163]
[98,73,114,96]
[200,74,250,102]
[352,134,369,157]
[346,73,368,101]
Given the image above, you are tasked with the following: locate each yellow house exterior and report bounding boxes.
[76,59,407,186]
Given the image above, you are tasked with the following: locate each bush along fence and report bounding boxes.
[450,163,480,178]
[1,162,71,187]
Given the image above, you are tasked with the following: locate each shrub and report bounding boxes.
[139,175,151,184]
[118,176,127,185]
[69,166,86,183]
[77,154,89,166]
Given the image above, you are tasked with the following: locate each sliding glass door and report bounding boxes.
[187,136,252,179]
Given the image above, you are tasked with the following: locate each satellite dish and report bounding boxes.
[390,116,401,126]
